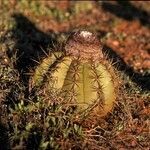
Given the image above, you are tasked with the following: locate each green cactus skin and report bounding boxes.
[31,30,119,117]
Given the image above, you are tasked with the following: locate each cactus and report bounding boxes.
[31,30,119,117]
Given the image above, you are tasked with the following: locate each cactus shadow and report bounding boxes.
[103,45,150,91]
[101,0,150,27]
[0,123,10,150]
[6,13,58,96]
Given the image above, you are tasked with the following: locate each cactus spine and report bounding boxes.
[32,30,119,117]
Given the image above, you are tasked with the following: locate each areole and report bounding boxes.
[65,30,104,61]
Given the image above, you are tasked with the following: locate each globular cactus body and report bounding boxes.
[32,30,118,117]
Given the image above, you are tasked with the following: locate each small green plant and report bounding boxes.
[72,1,94,15]
[31,30,120,117]
[6,90,84,149]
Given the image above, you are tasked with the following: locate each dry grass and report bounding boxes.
[0,1,149,149]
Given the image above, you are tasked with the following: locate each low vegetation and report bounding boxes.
[0,1,149,149]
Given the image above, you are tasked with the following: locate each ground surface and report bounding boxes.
[0,1,150,150]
